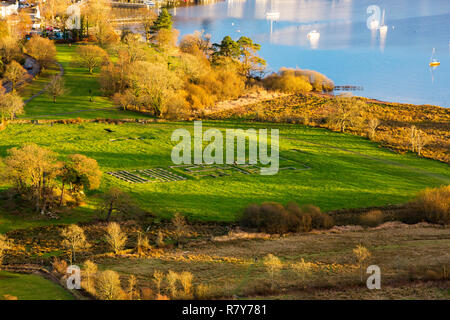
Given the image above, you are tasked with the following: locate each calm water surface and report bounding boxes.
[173,0,450,107]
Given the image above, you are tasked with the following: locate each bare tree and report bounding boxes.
[95,270,124,300]
[353,244,371,282]
[367,117,380,139]
[416,130,430,156]
[172,212,188,246]
[105,222,127,254]
[410,125,418,152]
[127,275,138,300]
[153,270,164,295]
[166,270,178,298]
[46,75,65,103]
[327,97,365,132]
[61,224,89,264]
[263,253,283,290]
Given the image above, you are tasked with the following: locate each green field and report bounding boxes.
[0,120,448,232]
[19,45,154,120]
[0,271,74,300]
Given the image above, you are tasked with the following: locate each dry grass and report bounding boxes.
[96,224,450,299]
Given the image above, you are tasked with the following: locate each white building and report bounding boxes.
[0,1,18,18]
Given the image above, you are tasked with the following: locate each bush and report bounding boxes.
[402,186,450,225]
[239,202,333,234]
[51,257,68,276]
[195,284,213,299]
[263,70,312,93]
[140,287,154,300]
[263,68,334,93]
[359,210,385,227]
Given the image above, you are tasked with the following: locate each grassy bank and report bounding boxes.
[0,271,74,300]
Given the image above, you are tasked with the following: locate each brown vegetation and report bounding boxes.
[240,202,333,233]
[403,185,450,225]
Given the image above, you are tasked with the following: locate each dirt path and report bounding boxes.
[23,61,64,105]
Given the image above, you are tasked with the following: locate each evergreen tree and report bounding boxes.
[212,36,240,59]
[151,9,173,33]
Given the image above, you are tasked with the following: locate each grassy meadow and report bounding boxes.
[0,120,448,233]
[18,45,154,120]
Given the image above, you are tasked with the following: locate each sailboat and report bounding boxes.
[379,9,388,33]
[429,48,440,67]
[265,0,280,35]
[307,30,320,41]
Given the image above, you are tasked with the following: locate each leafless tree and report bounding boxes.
[367,117,380,139]
[46,75,66,103]
[61,224,89,264]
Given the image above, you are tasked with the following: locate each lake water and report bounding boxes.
[173,0,450,107]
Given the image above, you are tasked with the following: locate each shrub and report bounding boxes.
[140,287,153,300]
[178,271,194,298]
[359,210,385,227]
[263,68,334,93]
[240,202,333,234]
[403,186,450,225]
[155,231,164,248]
[153,270,164,295]
[263,70,312,93]
[353,245,371,282]
[127,275,138,300]
[51,257,68,276]
[135,232,151,256]
[166,270,178,298]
